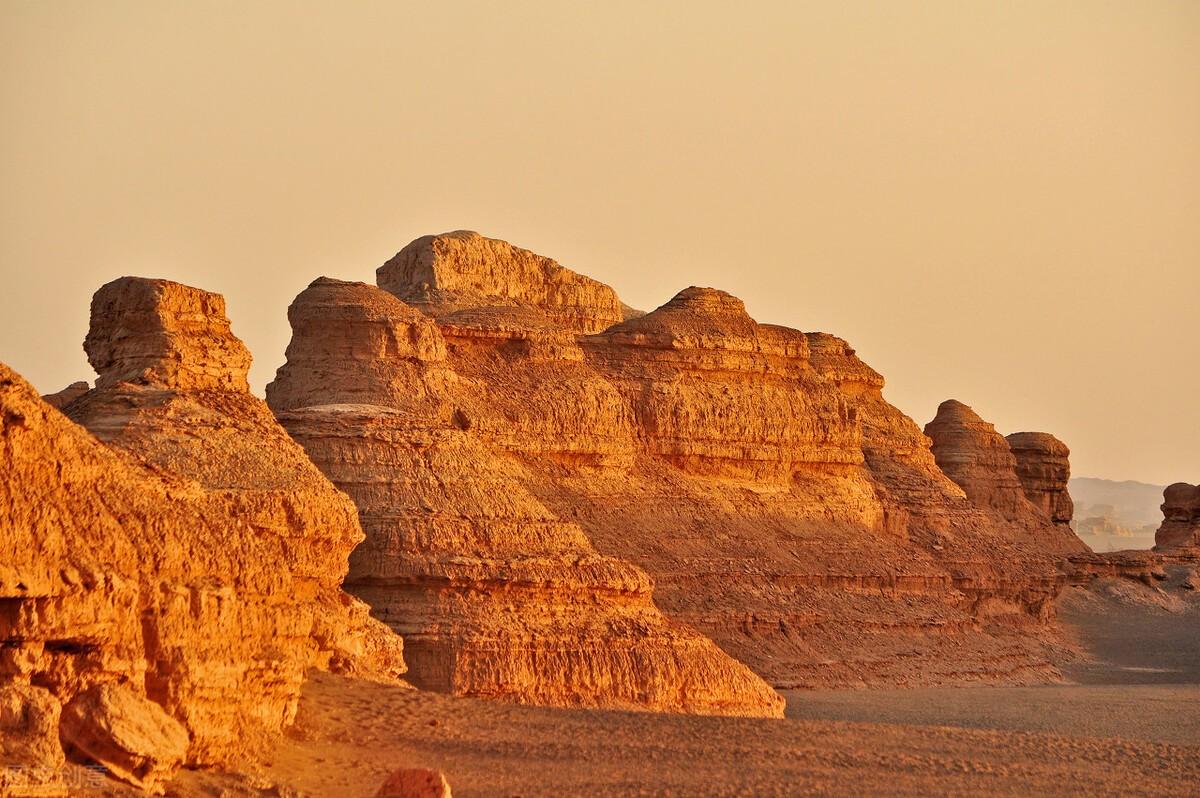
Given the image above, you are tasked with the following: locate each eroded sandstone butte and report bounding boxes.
[1155,482,1200,557]
[267,277,783,717]
[1,277,404,773]
[1006,432,1075,529]
[270,231,1088,690]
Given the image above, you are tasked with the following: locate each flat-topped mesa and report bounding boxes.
[84,277,252,391]
[924,400,1034,520]
[1155,483,1200,555]
[266,277,452,414]
[53,277,405,765]
[1006,432,1074,527]
[377,231,626,334]
[582,287,864,482]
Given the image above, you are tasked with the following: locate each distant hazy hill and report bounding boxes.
[1069,477,1165,552]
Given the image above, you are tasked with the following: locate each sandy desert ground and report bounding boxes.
[143,576,1200,798]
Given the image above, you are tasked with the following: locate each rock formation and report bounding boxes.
[925,401,1033,519]
[41,380,89,409]
[1006,432,1074,528]
[1155,482,1200,557]
[269,232,1089,691]
[268,277,784,716]
[0,277,404,776]
[378,230,628,334]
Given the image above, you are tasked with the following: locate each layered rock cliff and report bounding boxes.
[0,277,404,773]
[270,231,1089,689]
[267,277,783,716]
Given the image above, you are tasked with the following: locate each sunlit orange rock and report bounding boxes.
[268,277,784,717]
[0,276,404,770]
[270,232,1090,691]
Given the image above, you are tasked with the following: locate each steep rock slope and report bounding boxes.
[271,232,1088,689]
[0,277,403,769]
[267,277,783,717]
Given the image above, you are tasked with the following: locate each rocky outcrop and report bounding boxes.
[0,277,404,771]
[268,277,784,717]
[1006,432,1074,527]
[1155,483,1200,557]
[377,230,626,334]
[84,277,252,391]
[267,233,1090,690]
[925,400,1032,519]
[41,380,89,409]
[59,683,189,794]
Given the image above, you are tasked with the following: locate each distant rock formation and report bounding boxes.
[1155,482,1200,556]
[270,232,1089,691]
[41,380,89,409]
[0,277,404,774]
[267,277,784,717]
[1006,432,1074,528]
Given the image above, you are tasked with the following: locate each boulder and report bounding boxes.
[375,768,452,798]
[59,684,188,795]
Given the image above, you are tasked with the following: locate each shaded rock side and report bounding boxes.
[2,277,404,768]
[1155,483,1200,556]
[1006,432,1075,527]
[268,278,784,717]
[377,230,625,334]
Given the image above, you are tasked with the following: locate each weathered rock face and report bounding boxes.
[1006,432,1074,527]
[0,685,65,794]
[1,277,404,769]
[1155,483,1200,554]
[377,230,626,334]
[84,277,252,391]
[925,400,1033,519]
[268,278,784,717]
[268,233,1089,690]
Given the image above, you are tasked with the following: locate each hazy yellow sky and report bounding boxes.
[2,1,1196,485]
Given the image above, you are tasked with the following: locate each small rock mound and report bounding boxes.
[376,768,453,798]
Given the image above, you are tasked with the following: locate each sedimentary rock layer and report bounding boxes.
[1,277,404,770]
[1006,432,1074,527]
[271,232,1089,690]
[377,230,627,334]
[269,277,784,717]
